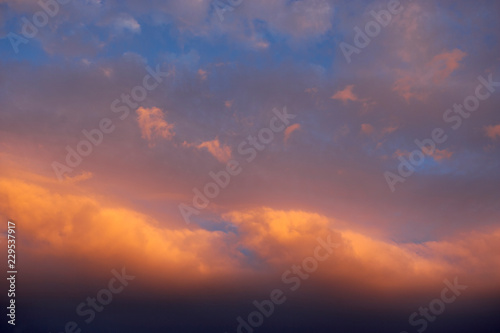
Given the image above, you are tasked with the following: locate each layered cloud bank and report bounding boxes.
[1,165,499,331]
[1,0,500,332]
[1,168,499,293]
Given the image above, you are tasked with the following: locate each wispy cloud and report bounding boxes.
[331,85,358,103]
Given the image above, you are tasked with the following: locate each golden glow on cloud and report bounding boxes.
[196,138,232,163]
[1,166,498,294]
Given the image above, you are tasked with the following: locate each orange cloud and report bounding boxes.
[224,207,500,292]
[432,148,453,162]
[284,123,301,143]
[196,138,232,163]
[0,175,239,286]
[136,107,174,147]
[485,124,500,140]
[1,168,499,295]
[331,85,358,103]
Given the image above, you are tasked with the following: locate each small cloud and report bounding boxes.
[393,149,410,158]
[393,49,466,101]
[136,107,175,147]
[361,123,374,135]
[393,148,453,162]
[284,124,301,143]
[427,49,467,84]
[381,125,398,135]
[485,124,500,140]
[255,41,270,49]
[112,14,141,34]
[198,69,208,81]
[100,67,113,78]
[225,100,234,108]
[432,149,453,162]
[331,85,358,103]
[196,138,231,163]
[64,171,93,184]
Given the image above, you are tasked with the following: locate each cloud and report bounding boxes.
[361,123,374,135]
[393,49,467,101]
[393,148,453,162]
[112,13,141,34]
[1,164,499,296]
[0,175,240,285]
[284,123,301,143]
[331,85,358,103]
[198,69,208,81]
[432,148,453,162]
[63,171,93,184]
[195,138,232,163]
[426,49,467,84]
[136,107,175,147]
[485,124,500,140]
[381,125,398,135]
[224,207,500,291]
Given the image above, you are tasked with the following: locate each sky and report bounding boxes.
[0,0,499,332]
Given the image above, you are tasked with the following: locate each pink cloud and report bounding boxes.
[393,49,467,101]
[361,123,374,135]
[432,149,453,162]
[381,126,398,135]
[331,85,358,103]
[196,138,232,163]
[198,69,208,81]
[485,124,500,140]
[136,107,175,147]
[427,49,467,84]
